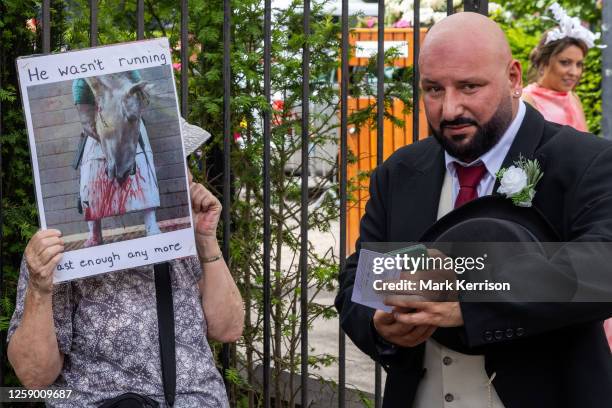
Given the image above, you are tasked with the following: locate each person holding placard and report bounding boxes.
[7,125,244,407]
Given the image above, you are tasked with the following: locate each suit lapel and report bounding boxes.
[394,142,446,241]
[493,104,545,192]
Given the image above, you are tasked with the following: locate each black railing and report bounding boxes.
[0,1,489,406]
[0,8,3,390]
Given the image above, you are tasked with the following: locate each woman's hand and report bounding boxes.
[9,230,65,388]
[24,229,64,295]
[189,173,222,239]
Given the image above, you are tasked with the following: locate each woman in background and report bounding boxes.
[522,34,588,131]
[521,3,599,133]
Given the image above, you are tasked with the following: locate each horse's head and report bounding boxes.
[85,75,150,184]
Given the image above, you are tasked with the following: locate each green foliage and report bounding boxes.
[575,47,602,134]
[493,0,603,134]
[1,0,40,387]
[188,0,405,405]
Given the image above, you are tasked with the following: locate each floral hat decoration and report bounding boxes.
[545,2,604,49]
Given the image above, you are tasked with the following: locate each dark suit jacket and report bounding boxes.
[335,105,612,408]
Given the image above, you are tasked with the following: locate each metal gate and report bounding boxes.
[0,0,489,406]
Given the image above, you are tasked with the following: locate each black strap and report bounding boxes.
[154,262,176,407]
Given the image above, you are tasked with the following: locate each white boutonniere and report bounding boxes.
[496,156,543,207]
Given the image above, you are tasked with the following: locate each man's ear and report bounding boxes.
[508,59,523,91]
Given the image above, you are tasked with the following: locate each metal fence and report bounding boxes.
[0,0,489,406]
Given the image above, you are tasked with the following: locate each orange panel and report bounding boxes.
[344,28,428,255]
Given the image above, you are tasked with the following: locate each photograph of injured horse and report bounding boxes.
[28,65,191,250]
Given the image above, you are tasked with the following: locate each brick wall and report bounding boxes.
[29,65,190,236]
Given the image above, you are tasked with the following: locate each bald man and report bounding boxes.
[335,12,612,408]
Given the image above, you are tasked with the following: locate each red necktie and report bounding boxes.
[454,163,487,208]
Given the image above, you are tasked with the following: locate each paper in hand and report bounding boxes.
[351,244,428,312]
[351,249,402,313]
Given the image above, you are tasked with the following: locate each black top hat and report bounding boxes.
[420,195,560,243]
[419,196,562,353]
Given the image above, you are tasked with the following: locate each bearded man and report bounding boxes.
[335,12,612,408]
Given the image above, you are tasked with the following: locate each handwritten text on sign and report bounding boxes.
[18,38,171,85]
[53,229,197,283]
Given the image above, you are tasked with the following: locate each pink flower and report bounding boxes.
[172,62,182,71]
[26,18,37,32]
[272,99,285,111]
[394,19,410,28]
[366,17,377,28]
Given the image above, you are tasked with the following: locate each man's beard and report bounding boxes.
[431,96,513,163]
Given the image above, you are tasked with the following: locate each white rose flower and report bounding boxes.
[497,165,528,196]
[420,7,435,25]
[488,2,501,13]
[496,157,542,208]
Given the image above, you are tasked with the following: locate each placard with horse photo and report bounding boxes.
[16,38,197,282]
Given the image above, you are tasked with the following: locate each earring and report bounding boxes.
[514,90,521,96]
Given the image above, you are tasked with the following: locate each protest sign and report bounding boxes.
[16,38,196,282]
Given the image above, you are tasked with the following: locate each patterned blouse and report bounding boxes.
[8,256,229,407]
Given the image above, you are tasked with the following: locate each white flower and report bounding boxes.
[428,0,446,11]
[496,157,543,208]
[488,2,501,13]
[388,0,405,15]
[401,0,413,11]
[420,7,436,25]
[497,166,527,196]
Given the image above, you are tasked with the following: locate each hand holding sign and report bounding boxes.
[189,170,223,262]
[189,171,221,238]
[24,229,64,295]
